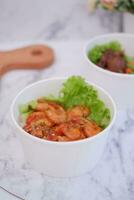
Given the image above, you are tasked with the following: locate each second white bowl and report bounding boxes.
[85,33,134,109]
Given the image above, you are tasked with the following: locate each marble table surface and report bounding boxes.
[0,0,126,43]
[0,41,134,200]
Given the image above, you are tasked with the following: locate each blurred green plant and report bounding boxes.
[115,0,134,13]
[88,0,134,13]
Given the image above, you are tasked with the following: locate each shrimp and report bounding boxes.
[66,118,102,139]
[64,126,81,140]
[30,124,46,138]
[26,111,53,127]
[82,119,102,137]
[53,122,81,141]
[23,100,102,142]
[24,111,53,137]
[26,120,58,140]
[45,132,58,141]
[67,105,90,121]
[36,100,66,124]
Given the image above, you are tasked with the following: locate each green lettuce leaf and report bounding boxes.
[47,76,111,128]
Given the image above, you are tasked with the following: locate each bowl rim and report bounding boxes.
[10,77,116,146]
[84,33,134,78]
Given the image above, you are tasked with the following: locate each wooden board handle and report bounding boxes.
[0,44,54,76]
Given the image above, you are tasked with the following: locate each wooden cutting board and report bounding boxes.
[0,44,54,76]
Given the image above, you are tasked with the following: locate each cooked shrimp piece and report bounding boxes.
[31,122,58,139]
[54,122,81,140]
[83,120,102,137]
[36,102,49,111]
[26,111,53,127]
[31,124,45,138]
[37,101,66,124]
[53,122,86,141]
[69,117,102,138]
[46,133,58,141]
[79,132,86,140]
[64,126,81,140]
[24,118,53,138]
[37,98,46,103]
[36,100,59,111]
[53,123,66,136]
[67,105,90,121]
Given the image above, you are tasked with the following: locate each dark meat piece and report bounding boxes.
[97,50,126,73]
[97,50,114,69]
[107,56,126,73]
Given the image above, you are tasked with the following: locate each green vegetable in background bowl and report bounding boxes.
[88,40,134,74]
[88,41,122,64]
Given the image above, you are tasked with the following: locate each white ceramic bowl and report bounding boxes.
[10,77,116,178]
[85,33,134,110]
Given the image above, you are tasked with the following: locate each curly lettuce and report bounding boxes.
[47,76,111,128]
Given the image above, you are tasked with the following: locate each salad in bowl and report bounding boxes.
[11,76,116,177]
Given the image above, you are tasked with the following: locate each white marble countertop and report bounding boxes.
[0,0,134,199]
[0,0,128,43]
